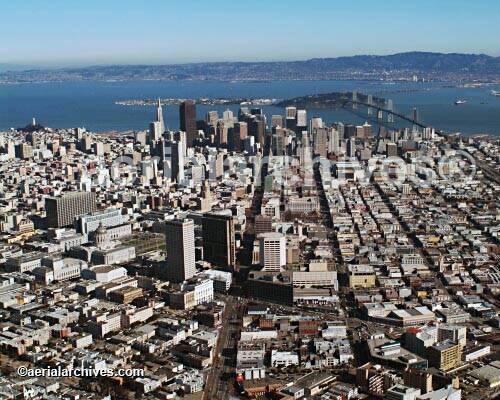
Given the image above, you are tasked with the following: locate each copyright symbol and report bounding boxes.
[17,366,27,377]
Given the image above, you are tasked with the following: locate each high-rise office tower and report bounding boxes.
[80,134,93,153]
[202,211,236,269]
[271,115,283,128]
[309,117,323,134]
[197,180,212,212]
[228,120,249,151]
[249,118,266,147]
[179,101,197,146]
[191,165,204,186]
[16,143,34,159]
[174,131,187,156]
[238,107,250,121]
[344,124,356,139]
[285,106,297,120]
[285,106,297,131]
[45,192,97,228]
[149,121,163,144]
[165,219,196,282]
[296,109,307,129]
[228,127,241,152]
[243,136,255,155]
[255,214,273,235]
[161,140,184,183]
[313,127,328,157]
[390,131,399,143]
[205,111,219,126]
[329,128,340,156]
[379,125,387,138]
[207,151,224,181]
[362,122,372,137]
[135,131,147,146]
[336,122,345,140]
[347,139,356,158]
[223,109,234,129]
[75,127,86,140]
[271,128,285,156]
[216,120,227,146]
[235,121,248,140]
[386,142,398,157]
[259,232,286,272]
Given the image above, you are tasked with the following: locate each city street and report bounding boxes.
[203,295,244,400]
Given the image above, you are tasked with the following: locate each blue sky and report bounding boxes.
[1,0,499,66]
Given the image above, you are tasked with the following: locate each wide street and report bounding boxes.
[203,295,244,400]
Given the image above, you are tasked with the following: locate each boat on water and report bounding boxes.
[490,90,500,97]
[454,100,467,105]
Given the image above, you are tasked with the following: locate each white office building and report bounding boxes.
[75,208,125,235]
[259,232,286,272]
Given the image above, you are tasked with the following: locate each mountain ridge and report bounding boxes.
[2,52,499,83]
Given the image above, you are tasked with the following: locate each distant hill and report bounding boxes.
[275,92,386,109]
[0,63,38,72]
[1,52,499,83]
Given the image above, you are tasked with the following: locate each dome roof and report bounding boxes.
[96,222,107,235]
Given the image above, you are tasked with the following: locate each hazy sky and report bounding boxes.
[2,0,499,66]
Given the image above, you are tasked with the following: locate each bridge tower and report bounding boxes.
[387,99,394,123]
[352,91,358,109]
[412,108,418,122]
[377,109,383,120]
[367,94,373,115]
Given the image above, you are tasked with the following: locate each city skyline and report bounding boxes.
[2,0,500,66]
[2,2,500,399]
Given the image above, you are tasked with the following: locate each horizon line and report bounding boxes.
[1,50,497,72]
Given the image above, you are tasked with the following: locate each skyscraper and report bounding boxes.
[228,127,241,152]
[156,98,165,134]
[235,121,248,140]
[259,232,286,272]
[255,214,273,235]
[344,124,356,139]
[149,121,163,144]
[249,117,266,147]
[336,122,345,140]
[313,127,327,157]
[179,101,197,146]
[229,121,249,152]
[347,138,356,158]
[197,180,212,212]
[222,109,235,131]
[329,128,340,156]
[165,219,196,282]
[285,106,297,120]
[238,107,250,121]
[386,142,398,157]
[205,110,219,126]
[362,122,372,137]
[202,211,236,269]
[271,115,283,128]
[216,120,227,146]
[271,130,285,156]
[45,192,97,228]
[160,140,184,183]
[285,106,297,131]
[296,109,307,129]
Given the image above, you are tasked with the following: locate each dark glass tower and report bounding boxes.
[179,101,197,146]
